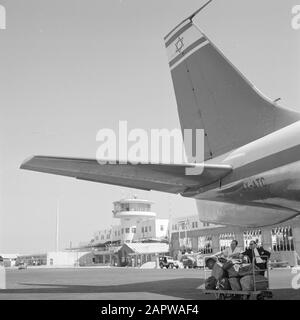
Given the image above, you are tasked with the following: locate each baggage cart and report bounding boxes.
[201,255,273,300]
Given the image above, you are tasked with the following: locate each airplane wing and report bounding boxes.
[20,156,232,194]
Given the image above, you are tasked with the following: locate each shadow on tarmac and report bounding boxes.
[1,278,299,300]
[0,278,206,299]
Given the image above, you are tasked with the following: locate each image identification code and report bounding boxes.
[145,304,199,315]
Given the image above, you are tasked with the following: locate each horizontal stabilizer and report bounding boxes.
[20,156,232,194]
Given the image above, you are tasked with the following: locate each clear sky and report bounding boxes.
[0,0,299,254]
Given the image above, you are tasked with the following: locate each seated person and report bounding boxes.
[215,240,242,260]
[242,241,270,275]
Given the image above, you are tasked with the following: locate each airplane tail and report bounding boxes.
[165,5,300,160]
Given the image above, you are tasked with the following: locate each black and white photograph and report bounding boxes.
[1,0,300,306]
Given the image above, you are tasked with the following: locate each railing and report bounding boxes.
[251,254,270,292]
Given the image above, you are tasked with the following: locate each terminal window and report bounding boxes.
[179,237,192,250]
[219,233,235,251]
[198,235,213,254]
[191,221,199,229]
[243,229,262,249]
[271,226,294,251]
[179,222,186,230]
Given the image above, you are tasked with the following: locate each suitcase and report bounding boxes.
[227,264,240,278]
[240,275,268,291]
[229,277,242,291]
[238,264,261,277]
[205,276,217,290]
[218,278,231,290]
[212,262,224,280]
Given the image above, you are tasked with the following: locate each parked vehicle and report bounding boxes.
[182,253,208,268]
[18,262,27,270]
[173,260,182,269]
[159,256,179,269]
[182,254,196,268]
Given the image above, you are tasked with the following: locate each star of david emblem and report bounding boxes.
[175,36,184,53]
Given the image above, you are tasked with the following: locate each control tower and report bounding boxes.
[112,196,156,243]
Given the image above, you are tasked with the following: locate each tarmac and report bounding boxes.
[0,267,299,300]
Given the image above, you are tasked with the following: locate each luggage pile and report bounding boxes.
[204,258,268,292]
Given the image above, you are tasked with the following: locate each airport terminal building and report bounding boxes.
[170,215,300,267]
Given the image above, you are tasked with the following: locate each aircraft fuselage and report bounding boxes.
[187,121,300,227]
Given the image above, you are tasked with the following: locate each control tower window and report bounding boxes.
[128,203,151,212]
[121,204,130,211]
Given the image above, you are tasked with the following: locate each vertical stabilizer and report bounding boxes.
[165,4,300,160]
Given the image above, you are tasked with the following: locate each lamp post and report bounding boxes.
[56,199,60,252]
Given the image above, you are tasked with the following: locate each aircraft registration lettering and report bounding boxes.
[243,177,265,190]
